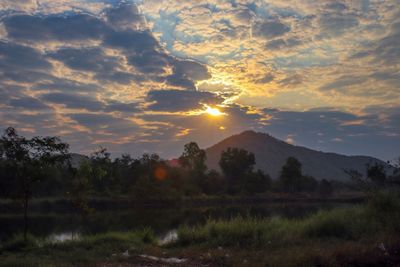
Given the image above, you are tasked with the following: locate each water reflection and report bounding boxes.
[158,229,178,245]
[0,202,353,242]
[47,232,80,243]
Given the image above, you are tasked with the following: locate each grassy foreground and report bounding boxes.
[1,193,400,266]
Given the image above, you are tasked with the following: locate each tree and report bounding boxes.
[219,147,255,193]
[243,170,271,195]
[319,179,333,196]
[201,170,225,195]
[279,157,303,193]
[179,142,207,174]
[366,163,386,186]
[68,159,94,214]
[89,147,117,195]
[0,127,69,241]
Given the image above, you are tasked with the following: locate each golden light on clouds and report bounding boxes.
[204,105,225,117]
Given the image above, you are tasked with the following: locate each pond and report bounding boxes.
[0,202,354,242]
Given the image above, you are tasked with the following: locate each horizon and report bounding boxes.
[0,1,399,161]
[66,129,393,163]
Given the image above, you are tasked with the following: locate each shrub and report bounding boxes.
[1,233,39,252]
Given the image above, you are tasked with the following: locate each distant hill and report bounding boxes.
[205,131,394,181]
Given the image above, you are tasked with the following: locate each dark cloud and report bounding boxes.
[171,59,211,81]
[94,71,141,85]
[48,47,120,73]
[266,37,302,50]
[105,3,145,30]
[68,113,139,135]
[3,4,210,90]
[255,73,275,84]
[40,92,104,111]
[0,41,51,70]
[319,3,358,36]
[319,76,365,91]
[253,19,290,39]
[104,100,139,113]
[33,79,101,92]
[104,29,159,51]
[0,70,53,83]
[127,49,170,74]
[4,14,109,42]
[7,96,49,110]
[146,90,223,112]
[278,74,303,87]
[373,21,400,65]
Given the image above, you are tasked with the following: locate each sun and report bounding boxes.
[205,106,225,117]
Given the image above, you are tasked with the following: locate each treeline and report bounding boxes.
[0,127,396,202]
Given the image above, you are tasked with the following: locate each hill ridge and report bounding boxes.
[205,130,393,181]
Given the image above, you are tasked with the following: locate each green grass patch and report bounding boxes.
[176,193,400,248]
[0,229,155,267]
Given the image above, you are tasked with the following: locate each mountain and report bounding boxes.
[205,131,394,181]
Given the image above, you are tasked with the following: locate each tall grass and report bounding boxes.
[176,192,400,248]
[0,229,155,267]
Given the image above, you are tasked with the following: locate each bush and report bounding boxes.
[1,233,39,252]
[303,209,354,239]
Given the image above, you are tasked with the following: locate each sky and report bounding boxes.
[0,0,399,161]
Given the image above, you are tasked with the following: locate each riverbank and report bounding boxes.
[1,192,398,267]
[0,192,365,214]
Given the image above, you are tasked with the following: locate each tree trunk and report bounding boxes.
[23,190,29,243]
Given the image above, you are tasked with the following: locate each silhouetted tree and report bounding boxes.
[319,179,333,196]
[0,127,69,241]
[179,142,207,173]
[279,157,302,193]
[299,175,318,192]
[243,169,271,195]
[201,170,225,195]
[219,147,255,193]
[367,163,386,186]
[68,159,94,214]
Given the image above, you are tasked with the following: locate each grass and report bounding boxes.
[175,192,400,249]
[0,229,156,267]
[169,192,400,266]
[1,192,399,267]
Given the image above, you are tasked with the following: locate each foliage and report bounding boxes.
[0,127,69,241]
[243,170,271,194]
[318,179,333,195]
[279,157,318,193]
[219,147,255,193]
[367,163,386,186]
[179,142,207,174]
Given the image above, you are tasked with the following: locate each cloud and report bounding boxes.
[48,47,120,73]
[0,41,51,70]
[266,37,302,50]
[262,108,400,160]
[255,73,275,84]
[105,2,146,30]
[318,2,359,36]
[146,89,223,112]
[319,76,366,92]
[253,19,291,39]
[7,96,49,110]
[40,92,104,111]
[0,0,398,160]
[4,14,109,42]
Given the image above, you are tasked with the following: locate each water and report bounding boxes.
[0,202,353,242]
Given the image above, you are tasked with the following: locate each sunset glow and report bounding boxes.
[205,106,225,117]
[0,0,398,160]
